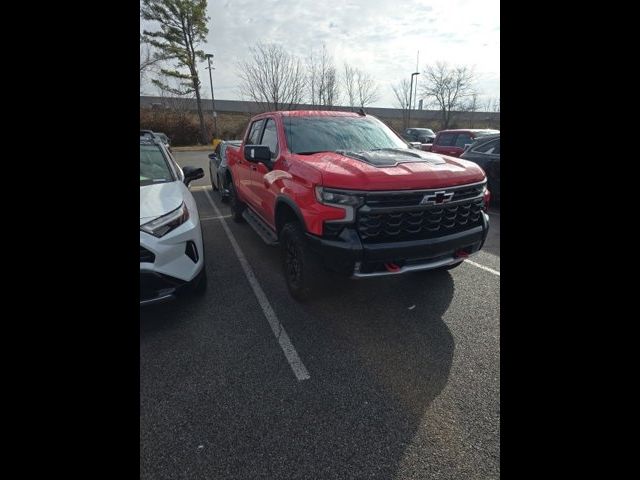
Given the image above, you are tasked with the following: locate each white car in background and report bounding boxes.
[140,137,207,306]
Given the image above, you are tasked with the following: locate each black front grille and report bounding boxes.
[357,198,484,243]
[140,246,155,263]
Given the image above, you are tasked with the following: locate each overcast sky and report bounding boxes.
[140,0,499,109]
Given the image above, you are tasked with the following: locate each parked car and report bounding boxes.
[140,137,207,306]
[155,132,171,151]
[431,129,499,157]
[208,140,242,202]
[225,110,490,301]
[460,134,500,204]
[140,129,171,151]
[402,128,436,144]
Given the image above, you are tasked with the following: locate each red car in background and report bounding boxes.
[430,129,499,157]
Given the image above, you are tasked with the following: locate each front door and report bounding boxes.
[250,117,280,227]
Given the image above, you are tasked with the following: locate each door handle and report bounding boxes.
[251,165,257,171]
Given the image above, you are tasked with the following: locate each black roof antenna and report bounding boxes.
[357,107,366,116]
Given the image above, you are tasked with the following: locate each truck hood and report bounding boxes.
[140,181,185,225]
[297,149,486,190]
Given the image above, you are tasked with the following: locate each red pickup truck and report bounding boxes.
[226,111,490,300]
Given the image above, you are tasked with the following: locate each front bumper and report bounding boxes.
[305,212,489,278]
[140,214,205,306]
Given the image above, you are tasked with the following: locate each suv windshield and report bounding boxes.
[140,144,174,186]
[284,116,408,154]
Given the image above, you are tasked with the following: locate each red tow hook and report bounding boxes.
[384,262,402,272]
[454,249,470,259]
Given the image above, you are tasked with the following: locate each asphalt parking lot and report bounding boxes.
[140,151,500,479]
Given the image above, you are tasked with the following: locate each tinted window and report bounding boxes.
[247,120,265,144]
[455,133,473,148]
[283,116,407,154]
[473,139,499,153]
[260,119,279,157]
[436,132,456,146]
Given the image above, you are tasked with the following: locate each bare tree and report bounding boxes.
[462,92,479,127]
[420,61,477,129]
[355,69,379,108]
[343,64,357,109]
[238,43,306,111]
[392,79,412,129]
[306,45,339,108]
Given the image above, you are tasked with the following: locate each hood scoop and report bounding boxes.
[336,148,446,167]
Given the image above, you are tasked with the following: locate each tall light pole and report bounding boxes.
[205,53,217,139]
[408,71,419,127]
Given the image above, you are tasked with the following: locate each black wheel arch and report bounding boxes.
[275,196,306,236]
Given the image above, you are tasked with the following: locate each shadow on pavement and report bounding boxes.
[140,262,458,479]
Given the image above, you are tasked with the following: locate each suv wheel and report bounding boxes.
[280,222,324,301]
[229,180,245,222]
[219,174,229,203]
[193,266,208,294]
[210,166,218,191]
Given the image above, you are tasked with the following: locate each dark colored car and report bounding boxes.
[140,129,171,151]
[431,129,499,157]
[460,134,500,203]
[208,140,242,202]
[402,128,436,144]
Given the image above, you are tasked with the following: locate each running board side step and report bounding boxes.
[242,208,279,246]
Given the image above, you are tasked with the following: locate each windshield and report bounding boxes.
[284,116,408,154]
[140,144,174,186]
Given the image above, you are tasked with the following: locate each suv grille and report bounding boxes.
[356,183,485,243]
[140,246,155,263]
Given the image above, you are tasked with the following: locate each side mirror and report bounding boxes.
[409,142,422,149]
[244,145,273,169]
[207,153,217,160]
[182,165,204,186]
[244,145,271,163]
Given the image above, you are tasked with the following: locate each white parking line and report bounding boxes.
[465,259,500,276]
[203,189,311,381]
[200,215,232,221]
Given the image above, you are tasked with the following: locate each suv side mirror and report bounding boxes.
[182,165,204,186]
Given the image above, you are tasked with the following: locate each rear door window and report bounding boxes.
[455,133,474,148]
[436,132,456,146]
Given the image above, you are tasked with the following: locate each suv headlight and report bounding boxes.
[140,202,190,237]
[315,186,363,223]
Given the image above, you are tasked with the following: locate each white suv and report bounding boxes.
[140,138,206,306]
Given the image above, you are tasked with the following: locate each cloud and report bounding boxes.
[141,0,499,107]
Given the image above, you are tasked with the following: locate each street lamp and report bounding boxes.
[205,53,218,139]
[408,71,419,127]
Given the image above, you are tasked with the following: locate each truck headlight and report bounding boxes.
[315,186,364,224]
[315,187,363,207]
[140,202,190,237]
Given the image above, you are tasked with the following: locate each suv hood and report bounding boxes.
[297,149,486,190]
[140,181,185,224]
